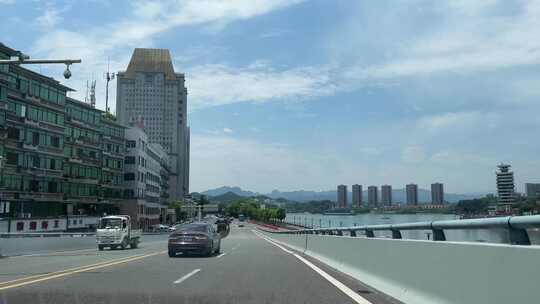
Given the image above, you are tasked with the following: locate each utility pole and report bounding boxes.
[104,58,115,113]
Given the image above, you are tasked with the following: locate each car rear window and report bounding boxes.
[176,224,207,232]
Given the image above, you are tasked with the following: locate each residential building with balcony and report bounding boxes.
[100,115,126,201]
[0,43,70,218]
[0,43,125,223]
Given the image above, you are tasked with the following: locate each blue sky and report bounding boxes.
[2,0,540,194]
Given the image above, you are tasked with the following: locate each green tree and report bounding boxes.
[169,200,184,222]
[276,208,286,221]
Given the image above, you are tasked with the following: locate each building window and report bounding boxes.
[125,156,135,164]
[54,220,59,228]
[7,127,20,140]
[16,222,24,231]
[51,136,60,148]
[30,221,37,230]
[126,140,136,148]
[29,180,39,192]
[31,156,40,168]
[48,182,58,193]
[6,152,18,165]
[41,221,48,229]
[124,173,135,181]
[32,132,40,145]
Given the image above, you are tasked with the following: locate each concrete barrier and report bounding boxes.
[260,230,540,304]
[0,234,169,257]
[0,234,97,257]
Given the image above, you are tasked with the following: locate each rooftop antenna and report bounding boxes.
[90,79,96,108]
[84,80,89,103]
[104,57,115,113]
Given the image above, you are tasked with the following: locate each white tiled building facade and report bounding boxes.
[122,125,171,229]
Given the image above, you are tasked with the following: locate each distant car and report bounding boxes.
[238,223,245,228]
[151,224,169,232]
[168,222,221,257]
[215,219,229,233]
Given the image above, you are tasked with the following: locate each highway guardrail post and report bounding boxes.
[365,229,375,238]
[391,229,402,239]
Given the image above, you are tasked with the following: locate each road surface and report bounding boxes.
[0,223,399,304]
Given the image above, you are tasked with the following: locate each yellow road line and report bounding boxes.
[0,254,146,286]
[0,251,166,291]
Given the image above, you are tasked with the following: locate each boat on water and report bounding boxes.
[380,216,391,220]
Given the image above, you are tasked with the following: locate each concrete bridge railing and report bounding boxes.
[260,215,540,304]
[284,215,540,245]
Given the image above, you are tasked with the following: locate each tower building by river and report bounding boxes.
[352,184,362,208]
[381,185,392,206]
[337,185,347,208]
[368,186,378,207]
[406,184,418,205]
[496,163,515,210]
[431,183,444,205]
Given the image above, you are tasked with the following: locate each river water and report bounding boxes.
[285,212,540,244]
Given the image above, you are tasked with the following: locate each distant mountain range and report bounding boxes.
[201,186,488,203]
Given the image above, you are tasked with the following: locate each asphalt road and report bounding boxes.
[0,223,399,304]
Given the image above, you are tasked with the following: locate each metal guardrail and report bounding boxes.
[281,215,540,245]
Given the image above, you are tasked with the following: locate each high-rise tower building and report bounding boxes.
[381,185,392,206]
[368,186,378,207]
[496,164,515,208]
[352,184,362,208]
[337,185,347,208]
[431,183,444,205]
[406,184,418,205]
[117,48,190,199]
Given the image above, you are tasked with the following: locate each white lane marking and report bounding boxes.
[252,230,293,254]
[252,230,373,304]
[216,253,227,258]
[293,254,372,304]
[173,269,201,284]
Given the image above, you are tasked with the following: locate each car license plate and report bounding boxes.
[182,237,193,242]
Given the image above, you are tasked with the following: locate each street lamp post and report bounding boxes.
[0,51,81,79]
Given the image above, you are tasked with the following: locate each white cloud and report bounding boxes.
[223,128,233,133]
[30,0,307,111]
[191,134,333,192]
[417,112,481,130]
[358,147,381,156]
[341,1,540,83]
[187,63,336,109]
[401,146,426,164]
[260,29,289,38]
[35,7,63,29]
